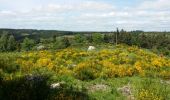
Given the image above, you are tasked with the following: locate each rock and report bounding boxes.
[87,84,109,93]
[50,83,61,89]
[88,46,95,51]
[50,81,66,89]
[37,45,45,50]
[26,74,44,82]
[117,85,131,96]
[68,64,77,68]
[117,84,134,100]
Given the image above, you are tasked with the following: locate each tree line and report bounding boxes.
[0,29,170,55]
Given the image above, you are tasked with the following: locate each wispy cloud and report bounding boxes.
[138,0,170,10]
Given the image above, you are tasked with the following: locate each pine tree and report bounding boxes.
[92,33,103,43]
[22,37,35,51]
[52,35,57,42]
[0,33,8,51]
[75,34,86,43]
[103,34,110,43]
[7,35,16,51]
[115,28,119,45]
[62,37,70,48]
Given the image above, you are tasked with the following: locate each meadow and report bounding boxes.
[0,44,170,100]
[1,0,170,99]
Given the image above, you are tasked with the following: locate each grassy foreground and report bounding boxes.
[0,44,170,100]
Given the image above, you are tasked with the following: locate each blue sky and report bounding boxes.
[0,0,170,31]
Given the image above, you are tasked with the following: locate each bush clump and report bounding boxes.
[74,60,102,81]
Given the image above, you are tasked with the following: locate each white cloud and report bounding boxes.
[0,10,16,16]
[138,0,170,10]
[0,0,170,31]
[31,1,114,13]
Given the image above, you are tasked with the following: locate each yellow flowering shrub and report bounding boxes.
[160,71,170,79]
[134,61,144,74]
[137,89,163,100]
[100,60,117,78]
[151,57,169,68]
[36,58,51,67]
[15,44,170,79]
[73,60,102,80]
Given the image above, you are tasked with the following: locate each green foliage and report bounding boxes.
[48,85,90,100]
[0,29,170,99]
[0,33,8,52]
[0,53,19,74]
[103,34,110,43]
[0,33,17,52]
[75,67,97,81]
[74,60,102,81]
[53,37,71,49]
[92,33,103,43]
[0,46,170,99]
[86,34,93,43]
[0,74,91,100]
[16,42,21,52]
[62,37,71,48]
[21,37,35,51]
[0,75,50,100]
[1,29,170,54]
[7,35,16,51]
[52,35,57,42]
[74,34,86,43]
[135,78,170,100]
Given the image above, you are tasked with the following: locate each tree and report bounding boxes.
[53,37,71,49]
[16,42,21,52]
[92,33,103,43]
[22,37,35,51]
[75,34,86,43]
[52,35,57,42]
[86,33,93,43]
[103,34,110,43]
[115,28,119,45]
[7,35,16,51]
[61,37,70,48]
[0,33,8,51]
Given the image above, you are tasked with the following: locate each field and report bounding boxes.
[1,0,170,99]
[0,44,170,100]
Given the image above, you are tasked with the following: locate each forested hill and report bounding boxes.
[0,28,170,56]
[0,28,170,41]
[0,28,113,41]
[0,28,76,40]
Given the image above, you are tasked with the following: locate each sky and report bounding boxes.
[0,0,170,31]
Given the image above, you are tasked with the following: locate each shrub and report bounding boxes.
[0,53,19,74]
[0,75,50,100]
[53,37,71,49]
[74,60,102,81]
[135,78,170,100]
